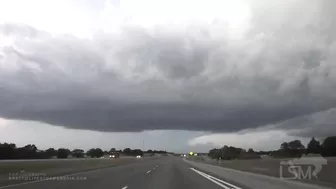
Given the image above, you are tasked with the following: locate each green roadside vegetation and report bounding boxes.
[0,158,136,187]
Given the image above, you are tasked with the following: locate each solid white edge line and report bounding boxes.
[196,169,242,189]
[190,168,242,189]
[192,168,242,189]
[190,168,231,189]
[146,170,151,174]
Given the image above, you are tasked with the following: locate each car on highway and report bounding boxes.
[109,153,120,159]
[136,155,141,158]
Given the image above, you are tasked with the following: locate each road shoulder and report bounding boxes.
[184,159,333,189]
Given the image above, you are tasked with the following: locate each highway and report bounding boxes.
[0,157,332,189]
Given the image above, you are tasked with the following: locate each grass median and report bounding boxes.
[0,158,137,187]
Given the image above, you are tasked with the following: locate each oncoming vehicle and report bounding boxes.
[136,155,141,158]
[109,153,120,159]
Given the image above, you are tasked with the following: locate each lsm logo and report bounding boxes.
[279,155,327,180]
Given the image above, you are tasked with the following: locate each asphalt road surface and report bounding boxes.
[0,157,332,189]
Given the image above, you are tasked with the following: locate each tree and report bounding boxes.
[123,148,131,154]
[95,148,104,157]
[0,143,52,159]
[322,136,336,157]
[248,148,255,153]
[17,144,39,159]
[208,145,246,160]
[86,149,95,157]
[306,137,321,154]
[146,150,153,153]
[24,144,37,152]
[72,149,84,158]
[133,149,144,156]
[45,148,57,157]
[86,148,104,158]
[209,148,221,159]
[153,150,167,154]
[57,148,69,159]
[288,140,305,150]
[0,143,17,159]
[277,140,305,158]
[109,148,116,152]
[280,142,289,150]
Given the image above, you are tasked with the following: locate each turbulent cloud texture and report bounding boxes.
[1,0,336,136]
[188,129,309,151]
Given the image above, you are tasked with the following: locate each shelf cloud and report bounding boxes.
[1,0,335,137]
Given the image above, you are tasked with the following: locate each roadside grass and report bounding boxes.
[187,156,336,188]
[0,158,136,187]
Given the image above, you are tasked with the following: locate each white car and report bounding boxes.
[136,155,141,158]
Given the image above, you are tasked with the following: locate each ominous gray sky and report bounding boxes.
[0,0,335,152]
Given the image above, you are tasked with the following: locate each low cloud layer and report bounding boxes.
[1,0,336,136]
[188,128,310,151]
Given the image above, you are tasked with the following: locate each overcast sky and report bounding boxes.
[0,0,335,153]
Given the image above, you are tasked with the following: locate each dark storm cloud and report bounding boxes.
[1,0,336,136]
[0,95,330,132]
[277,108,336,138]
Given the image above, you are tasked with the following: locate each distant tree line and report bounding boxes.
[0,143,166,160]
[121,148,167,156]
[144,149,167,154]
[0,144,50,159]
[208,146,259,160]
[208,136,336,160]
[122,148,143,156]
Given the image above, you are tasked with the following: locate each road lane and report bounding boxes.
[0,157,243,189]
[2,156,330,189]
[126,157,243,189]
